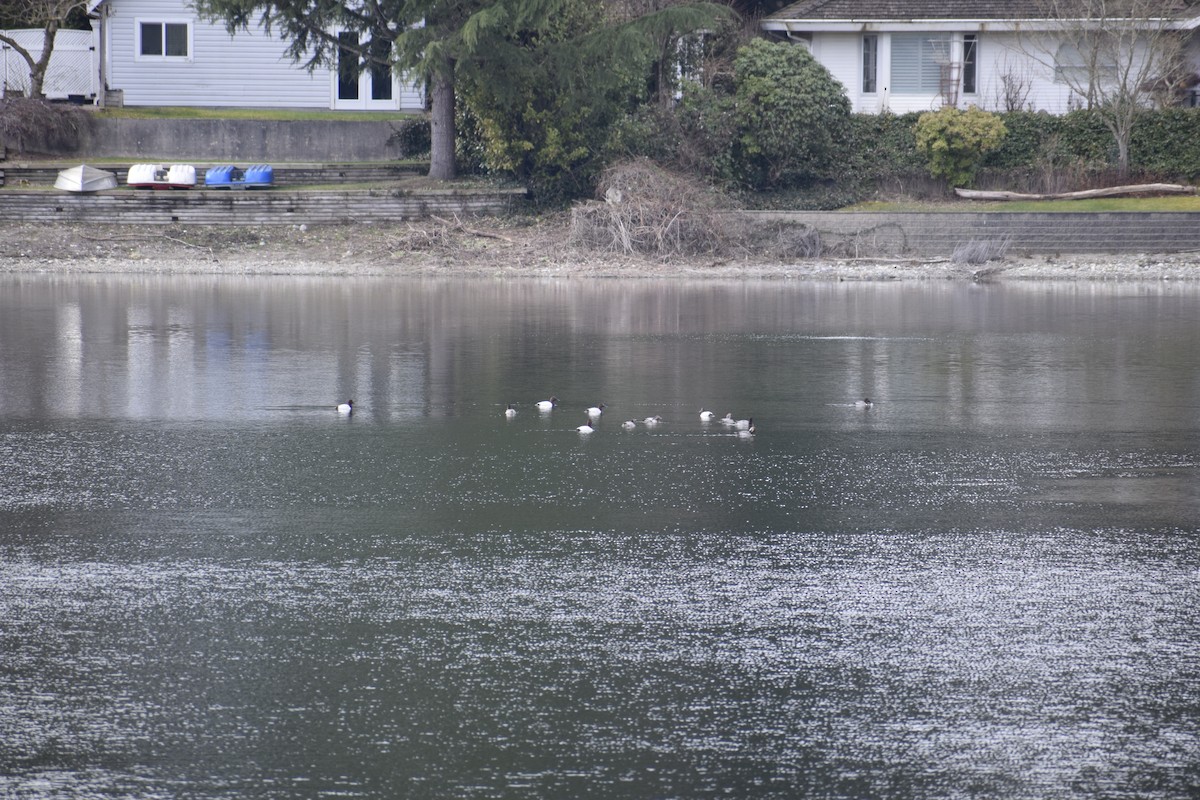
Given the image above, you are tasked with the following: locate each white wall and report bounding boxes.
[101,0,423,110]
[978,32,1075,113]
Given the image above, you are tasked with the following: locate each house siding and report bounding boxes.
[808,33,860,108]
[101,0,423,111]
[976,33,1072,112]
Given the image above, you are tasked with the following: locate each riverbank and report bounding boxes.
[3,219,1200,280]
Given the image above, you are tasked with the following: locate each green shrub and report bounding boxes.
[980,111,1061,170]
[606,85,739,189]
[846,112,924,178]
[1129,108,1200,179]
[732,39,852,188]
[914,106,1007,187]
[388,117,431,157]
[1055,110,1114,164]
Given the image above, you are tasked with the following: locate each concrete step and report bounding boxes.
[748,211,1200,255]
[0,187,526,225]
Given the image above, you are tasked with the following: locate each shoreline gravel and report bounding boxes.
[3,220,1200,281]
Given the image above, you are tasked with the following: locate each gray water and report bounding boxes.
[1,275,1198,799]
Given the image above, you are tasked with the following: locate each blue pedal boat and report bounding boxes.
[204,164,274,189]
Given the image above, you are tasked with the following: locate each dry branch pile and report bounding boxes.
[568,159,834,262]
[569,159,734,258]
[0,98,87,156]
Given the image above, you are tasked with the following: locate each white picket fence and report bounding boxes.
[1,29,96,99]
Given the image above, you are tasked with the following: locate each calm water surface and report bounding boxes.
[1,275,1198,799]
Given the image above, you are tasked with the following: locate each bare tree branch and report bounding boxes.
[1017,0,1191,176]
[0,0,87,98]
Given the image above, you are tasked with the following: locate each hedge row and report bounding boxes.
[850,108,1200,183]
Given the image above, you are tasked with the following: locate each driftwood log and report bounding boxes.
[955,183,1197,201]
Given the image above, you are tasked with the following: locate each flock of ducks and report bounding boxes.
[508,395,757,437]
[337,397,874,432]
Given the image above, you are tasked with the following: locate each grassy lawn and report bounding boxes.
[844,195,1200,212]
[96,106,419,123]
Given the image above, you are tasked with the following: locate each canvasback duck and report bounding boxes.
[622,419,637,430]
[587,403,607,417]
[856,398,874,409]
[643,415,663,426]
[336,400,353,415]
[576,415,595,433]
[536,396,558,412]
[505,404,517,418]
[699,409,715,422]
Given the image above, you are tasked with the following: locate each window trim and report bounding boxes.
[135,18,193,62]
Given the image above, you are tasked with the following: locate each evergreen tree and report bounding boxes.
[458,0,734,203]
[193,0,731,182]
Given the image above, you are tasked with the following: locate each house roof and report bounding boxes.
[767,1,1043,20]
[765,0,1200,24]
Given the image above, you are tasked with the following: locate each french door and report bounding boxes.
[334,32,398,110]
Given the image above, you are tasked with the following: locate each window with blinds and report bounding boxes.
[891,34,950,93]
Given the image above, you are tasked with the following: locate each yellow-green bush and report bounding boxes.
[914,106,1007,187]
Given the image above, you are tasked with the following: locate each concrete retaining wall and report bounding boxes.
[0,187,527,225]
[12,117,418,162]
[749,211,1200,256]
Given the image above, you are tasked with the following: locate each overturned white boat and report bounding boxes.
[55,164,118,193]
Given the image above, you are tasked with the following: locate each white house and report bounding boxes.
[86,0,424,111]
[761,0,1200,114]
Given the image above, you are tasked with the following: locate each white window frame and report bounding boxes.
[962,34,978,96]
[862,34,878,94]
[330,30,401,110]
[135,18,193,62]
